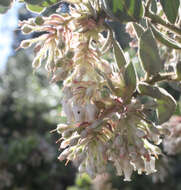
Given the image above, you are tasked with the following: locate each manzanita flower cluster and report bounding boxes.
[19,0,181,181]
[163,116,181,155]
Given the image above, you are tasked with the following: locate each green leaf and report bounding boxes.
[24,0,44,5]
[139,83,176,124]
[138,95,158,122]
[41,1,53,7]
[95,68,117,95]
[168,81,181,92]
[123,62,137,98]
[25,0,61,14]
[156,98,175,124]
[24,0,60,8]
[40,0,60,7]
[41,1,61,16]
[112,39,127,72]
[102,0,144,23]
[160,0,180,24]
[176,61,181,80]
[26,3,45,13]
[139,29,163,75]
[132,23,144,39]
[151,0,157,14]
[150,24,181,50]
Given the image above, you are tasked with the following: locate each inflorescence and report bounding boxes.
[19,0,171,181]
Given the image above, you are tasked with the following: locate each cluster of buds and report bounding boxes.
[56,94,166,181]
[163,116,181,155]
[19,12,74,77]
[19,0,172,181]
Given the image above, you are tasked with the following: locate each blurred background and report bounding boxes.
[1,2,181,190]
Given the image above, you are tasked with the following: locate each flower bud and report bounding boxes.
[58,39,65,49]
[132,158,144,174]
[123,159,133,181]
[85,158,96,178]
[57,124,70,133]
[55,58,63,67]
[69,136,80,146]
[135,137,144,148]
[66,50,74,59]
[72,104,86,123]
[62,100,74,123]
[35,16,45,25]
[139,147,148,155]
[119,146,126,157]
[150,157,157,172]
[128,145,137,160]
[32,58,41,69]
[58,148,72,161]
[61,139,71,149]
[114,161,123,176]
[63,87,73,99]
[101,60,112,74]
[86,103,98,122]
[62,130,73,138]
[78,162,86,173]
[20,40,32,48]
[22,25,33,34]
[136,129,146,138]
[144,158,156,175]
[51,68,68,83]
[74,152,86,166]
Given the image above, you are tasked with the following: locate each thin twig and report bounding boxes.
[145,10,181,36]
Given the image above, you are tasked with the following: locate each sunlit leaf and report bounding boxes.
[24,0,44,5]
[176,62,181,80]
[26,3,45,13]
[41,2,61,16]
[160,0,180,24]
[102,0,144,23]
[112,39,127,72]
[151,0,157,14]
[132,23,144,39]
[139,29,163,75]
[139,83,176,124]
[123,62,137,98]
[150,24,181,50]
[24,0,60,6]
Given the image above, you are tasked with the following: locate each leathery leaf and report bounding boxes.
[102,0,144,23]
[139,82,176,124]
[139,29,163,75]
[122,62,137,99]
[160,0,180,24]
[112,39,127,72]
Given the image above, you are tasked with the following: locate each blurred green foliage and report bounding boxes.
[67,174,92,190]
[0,50,76,190]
